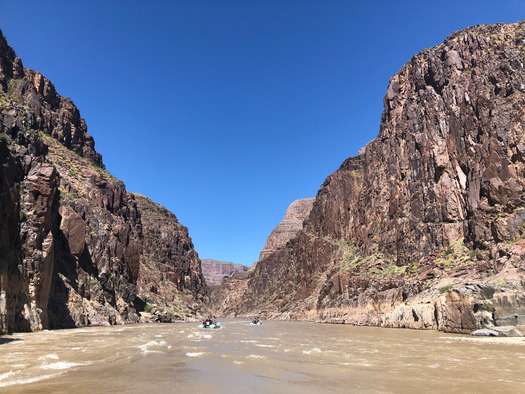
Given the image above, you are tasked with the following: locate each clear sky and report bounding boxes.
[1,1,523,266]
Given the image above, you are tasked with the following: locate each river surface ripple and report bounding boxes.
[1,319,524,393]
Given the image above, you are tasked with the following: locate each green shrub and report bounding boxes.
[0,132,11,143]
[144,304,153,312]
[484,301,495,313]
[439,284,453,294]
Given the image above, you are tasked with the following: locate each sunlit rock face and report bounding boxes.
[216,21,525,335]
[258,198,315,262]
[200,259,250,286]
[210,198,314,315]
[0,29,207,334]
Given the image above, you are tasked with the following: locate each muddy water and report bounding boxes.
[1,320,525,393]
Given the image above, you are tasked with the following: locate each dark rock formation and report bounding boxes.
[215,21,525,335]
[200,259,250,286]
[134,194,208,321]
[0,29,207,334]
[259,198,315,261]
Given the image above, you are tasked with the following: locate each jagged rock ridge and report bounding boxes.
[215,21,525,335]
[0,29,207,334]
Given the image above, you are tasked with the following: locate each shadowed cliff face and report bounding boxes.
[134,194,208,321]
[216,21,525,334]
[0,30,207,333]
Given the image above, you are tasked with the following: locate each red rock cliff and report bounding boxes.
[0,30,207,333]
[200,259,250,286]
[217,21,525,335]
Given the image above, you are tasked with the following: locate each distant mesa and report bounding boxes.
[200,259,250,286]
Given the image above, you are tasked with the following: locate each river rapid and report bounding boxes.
[1,319,524,393]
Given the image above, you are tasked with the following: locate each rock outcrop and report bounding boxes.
[0,29,207,334]
[215,21,525,335]
[200,259,250,286]
[134,194,208,321]
[210,198,314,314]
[259,198,315,261]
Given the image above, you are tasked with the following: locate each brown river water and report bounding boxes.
[1,319,524,393]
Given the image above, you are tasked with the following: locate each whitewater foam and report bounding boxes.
[0,373,62,388]
[39,353,59,360]
[302,347,322,355]
[0,371,16,381]
[41,361,89,370]
[138,340,167,353]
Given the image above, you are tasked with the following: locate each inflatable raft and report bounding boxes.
[199,322,221,329]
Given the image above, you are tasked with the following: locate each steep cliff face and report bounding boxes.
[218,21,525,335]
[0,30,207,333]
[259,198,315,261]
[211,198,314,314]
[200,259,250,286]
[134,194,208,321]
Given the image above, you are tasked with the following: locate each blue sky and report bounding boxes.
[1,1,523,266]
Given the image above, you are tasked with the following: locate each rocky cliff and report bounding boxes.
[258,198,315,261]
[210,198,313,314]
[215,21,525,336]
[134,194,208,321]
[200,259,250,286]
[0,29,207,334]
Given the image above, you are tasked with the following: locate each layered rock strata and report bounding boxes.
[0,29,207,333]
[215,21,525,335]
[258,198,315,261]
[200,259,250,286]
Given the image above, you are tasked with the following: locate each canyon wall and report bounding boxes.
[258,198,315,261]
[215,21,525,335]
[200,259,250,286]
[134,194,208,321]
[0,30,207,334]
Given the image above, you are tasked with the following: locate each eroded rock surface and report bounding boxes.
[259,198,315,261]
[200,259,250,286]
[214,21,525,335]
[0,30,207,333]
[134,194,208,321]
